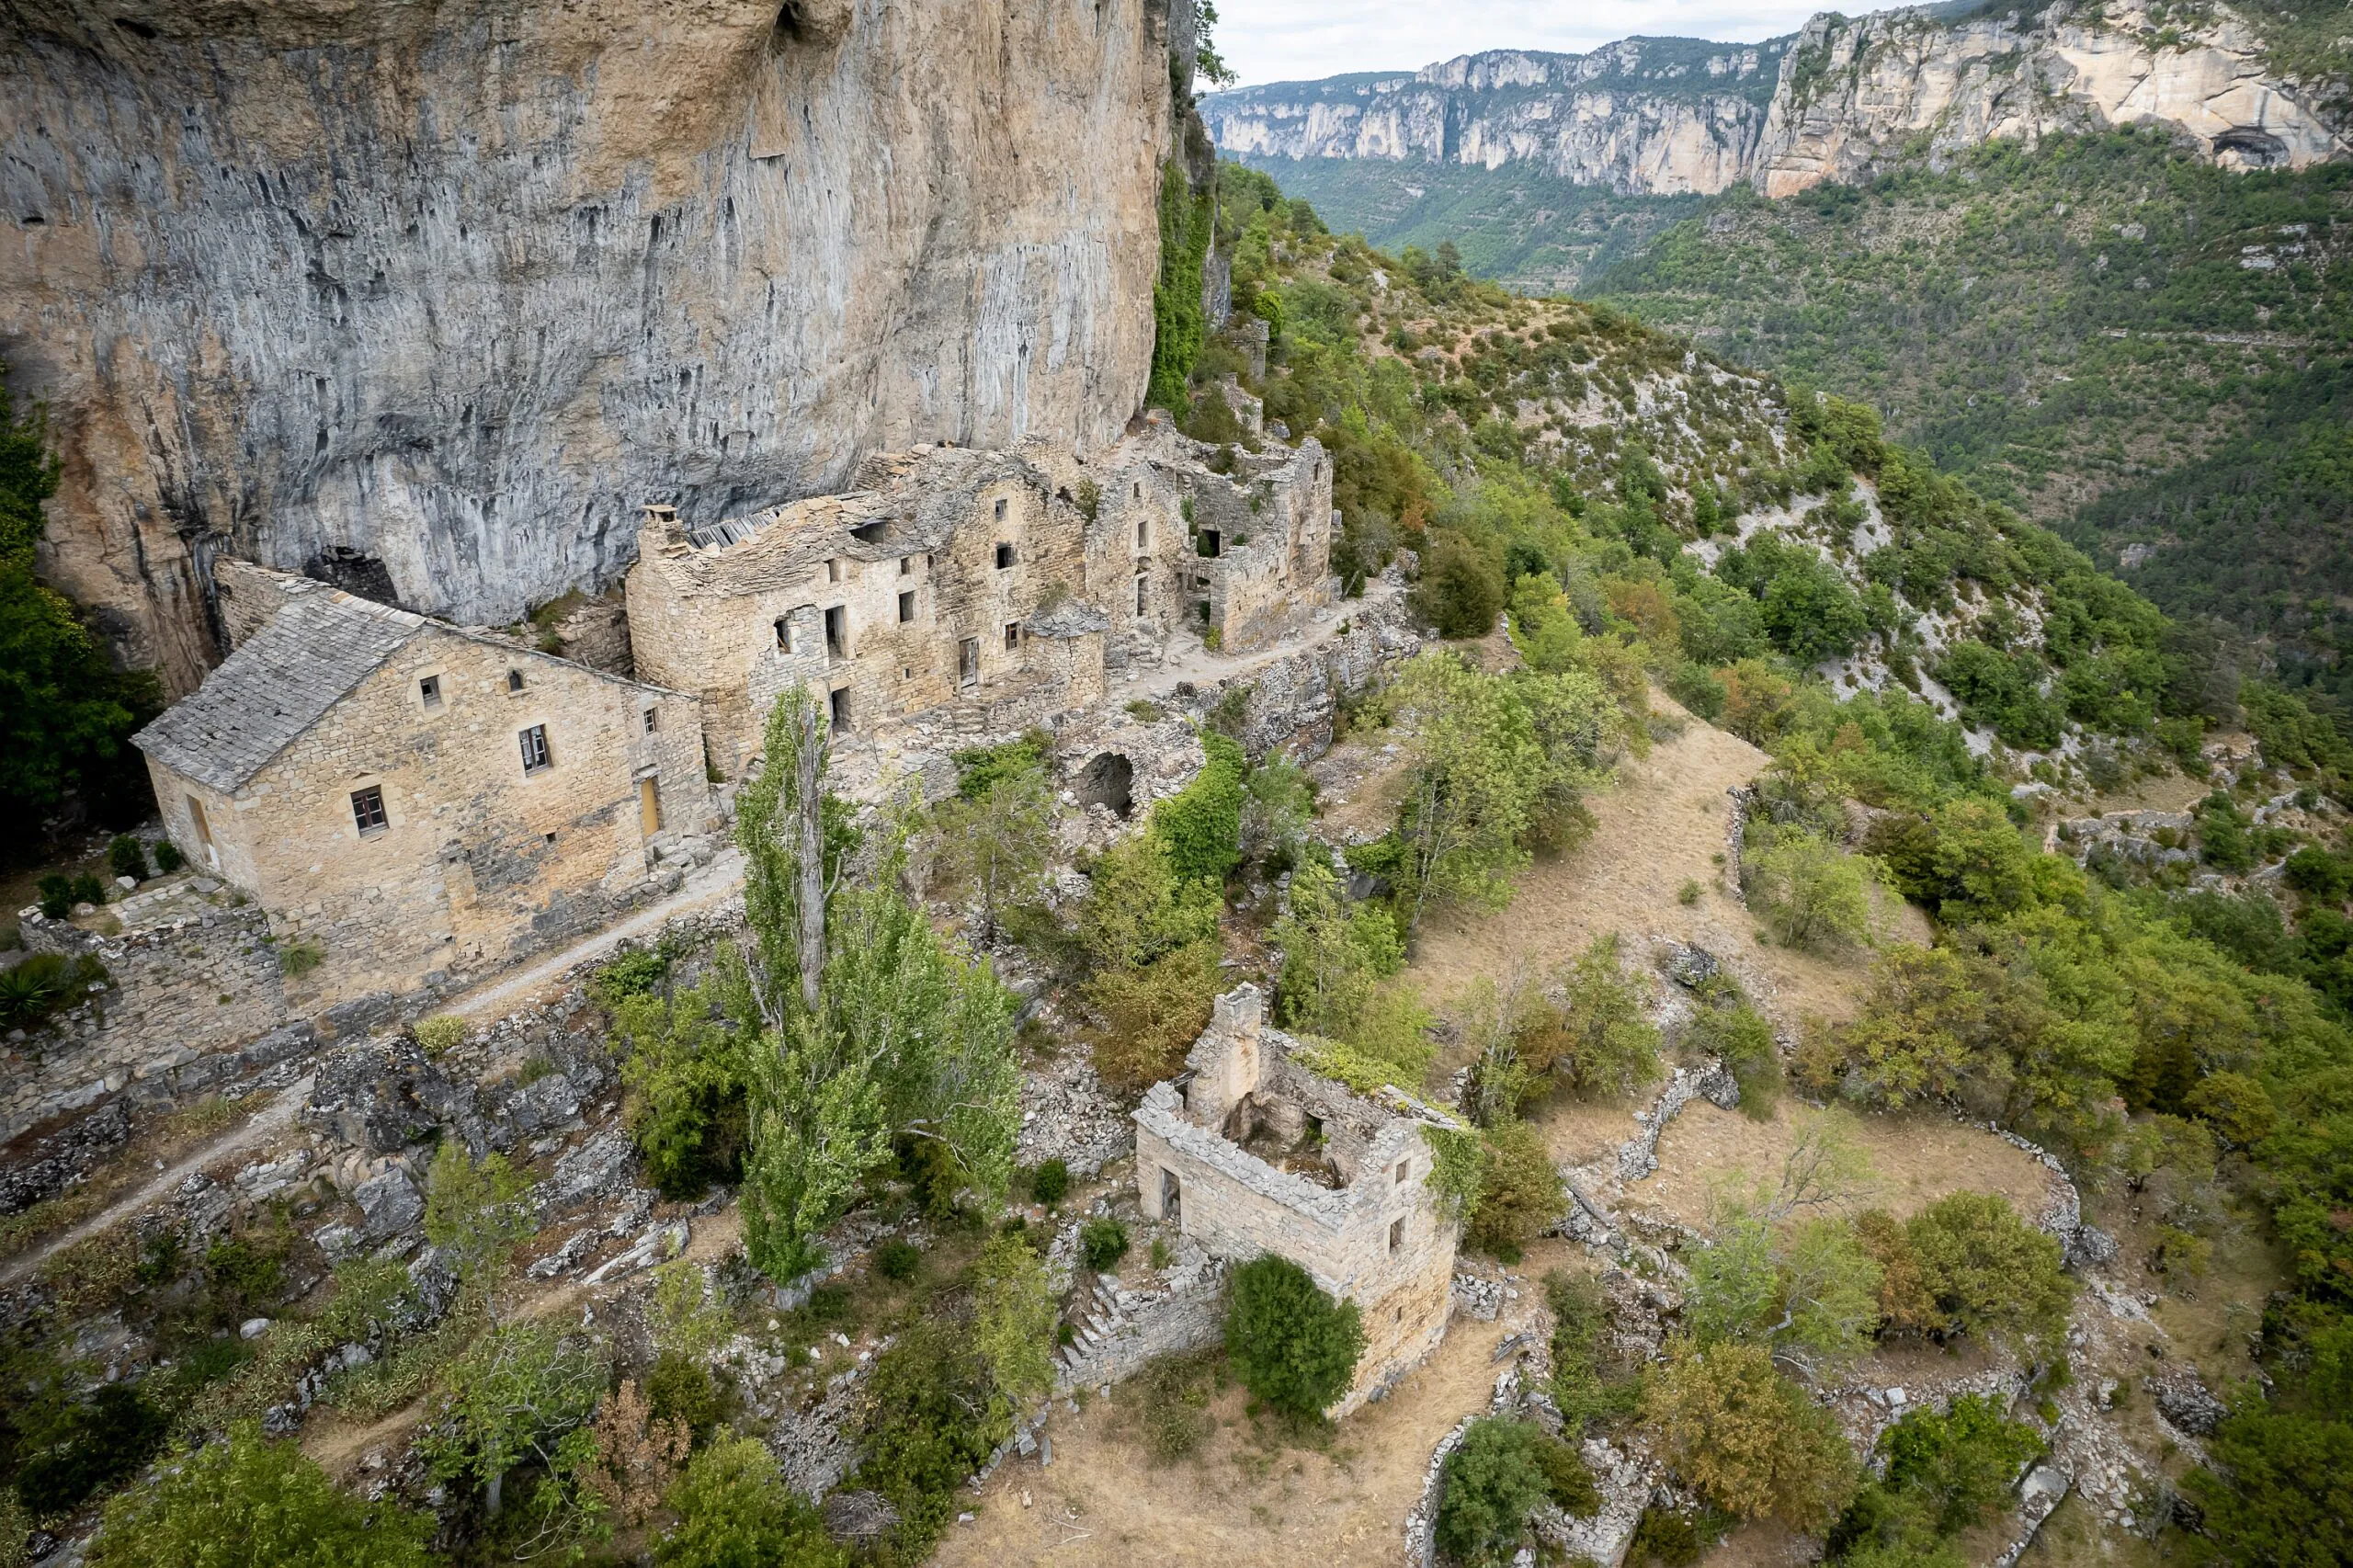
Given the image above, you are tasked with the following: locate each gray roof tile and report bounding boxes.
[134,592,425,792]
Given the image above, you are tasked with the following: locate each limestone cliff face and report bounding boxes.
[0,0,1182,688]
[1205,37,1781,196]
[1753,0,2347,196]
[1204,1,2347,198]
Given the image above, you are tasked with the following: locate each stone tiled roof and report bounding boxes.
[134,592,426,792]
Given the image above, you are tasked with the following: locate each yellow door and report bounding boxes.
[638,777,663,836]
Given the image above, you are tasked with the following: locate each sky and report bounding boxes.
[1212,0,1839,87]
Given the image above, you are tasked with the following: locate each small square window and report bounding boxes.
[899,590,916,623]
[519,724,551,773]
[506,668,525,692]
[350,786,387,835]
[899,555,914,575]
[995,541,1016,569]
[1388,1218,1404,1255]
[993,497,1007,521]
[1395,1160,1410,1186]
[642,708,659,734]
[1004,620,1020,651]
[418,675,442,709]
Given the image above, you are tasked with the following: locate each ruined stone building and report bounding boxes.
[134,565,717,1007]
[1133,985,1461,1417]
[624,416,1336,778]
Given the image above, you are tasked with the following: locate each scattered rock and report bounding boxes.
[352,1167,423,1242]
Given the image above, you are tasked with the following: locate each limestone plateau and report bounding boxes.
[0,0,1200,691]
[1202,0,2351,199]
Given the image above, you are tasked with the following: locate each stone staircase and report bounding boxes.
[1054,1257,1228,1391]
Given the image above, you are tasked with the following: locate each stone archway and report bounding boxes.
[1076,751,1134,817]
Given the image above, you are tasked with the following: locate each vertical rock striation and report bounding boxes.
[1204,2,2347,199]
[0,0,1184,688]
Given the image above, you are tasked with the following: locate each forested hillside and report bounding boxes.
[1589,131,2353,704]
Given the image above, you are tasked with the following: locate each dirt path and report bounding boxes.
[0,1075,312,1285]
[1400,693,1927,1031]
[443,848,746,1021]
[933,1288,1529,1568]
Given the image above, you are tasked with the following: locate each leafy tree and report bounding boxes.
[1550,933,1663,1097]
[2183,1410,2353,1568]
[0,369,158,837]
[88,1423,433,1568]
[615,979,749,1199]
[855,1318,1010,1554]
[1436,1417,1560,1563]
[1415,532,1506,639]
[1463,1118,1564,1262]
[1645,1338,1857,1531]
[1153,730,1248,887]
[1388,652,1544,929]
[416,1318,606,1517]
[1904,1193,2072,1352]
[1758,553,1872,665]
[12,1381,166,1517]
[1225,1255,1365,1420]
[972,1232,1056,1402]
[1875,1393,2044,1535]
[1744,826,1889,951]
[422,1141,536,1301]
[929,757,1055,943]
[1273,858,1405,1042]
[656,1434,847,1568]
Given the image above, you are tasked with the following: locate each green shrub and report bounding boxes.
[277,939,324,978]
[644,1349,724,1437]
[657,1434,847,1568]
[13,1382,167,1517]
[1463,1119,1564,1263]
[1744,825,1886,950]
[1225,1254,1364,1421]
[34,873,71,919]
[0,953,106,1029]
[615,980,748,1200]
[413,1015,468,1056]
[1436,1417,1555,1563]
[1414,532,1506,640]
[1904,1193,2072,1352]
[1080,1218,1130,1272]
[591,948,670,1006]
[153,840,184,874]
[106,835,148,882]
[875,1239,921,1281]
[1688,990,1779,1119]
[1029,1158,1070,1207]
[1152,731,1247,888]
[87,1422,433,1568]
[855,1320,1010,1555]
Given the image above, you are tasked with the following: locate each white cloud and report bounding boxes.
[1212,0,1836,87]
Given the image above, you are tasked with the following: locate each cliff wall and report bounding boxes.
[0,0,1184,689]
[1203,1,2347,199]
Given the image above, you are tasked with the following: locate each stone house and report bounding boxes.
[1133,985,1461,1417]
[623,418,1336,779]
[133,569,716,1006]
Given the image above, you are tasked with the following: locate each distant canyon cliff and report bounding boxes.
[1,0,1190,688]
[1204,1,2348,199]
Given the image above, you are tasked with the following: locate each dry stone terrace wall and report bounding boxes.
[10,897,293,1144]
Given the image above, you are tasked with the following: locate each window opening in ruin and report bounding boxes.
[899,555,914,575]
[826,558,842,584]
[638,777,663,835]
[1306,1112,1325,1143]
[959,637,980,687]
[1132,482,1142,500]
[899,590,916,624]
[506,668,525,692]
[1134,573,1149,615]
[775,617,790,652]
[829,686,852,733]
[1077,752,1133,817]
[643,708,659,733]
[824,605,847,661]
[187,795,216,867]
[995,541,1016,569]
[994,497,1007,522]
[519,724,552,774]
[419,675,442,709]
[1161,1167,1182,1223]
[544,831,557,845]
[1199,528,1221,558]
[1136,519,1148,549]
[1395,1160,1409,1186]
[1004,620,1020,651]
[350,786,388,835]
[1389,1218,1404,1255]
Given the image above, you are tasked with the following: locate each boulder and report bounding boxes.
[353,1168,424,1242]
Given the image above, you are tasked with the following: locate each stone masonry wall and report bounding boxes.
[10,900,290,1141]
[151,620,713,1006]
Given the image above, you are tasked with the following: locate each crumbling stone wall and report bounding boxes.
[9,901,291,1141]
[1132,986,1461,1416]
[625,422,1336,783]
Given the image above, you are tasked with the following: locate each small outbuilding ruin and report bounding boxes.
[1133,985,1462,1417]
